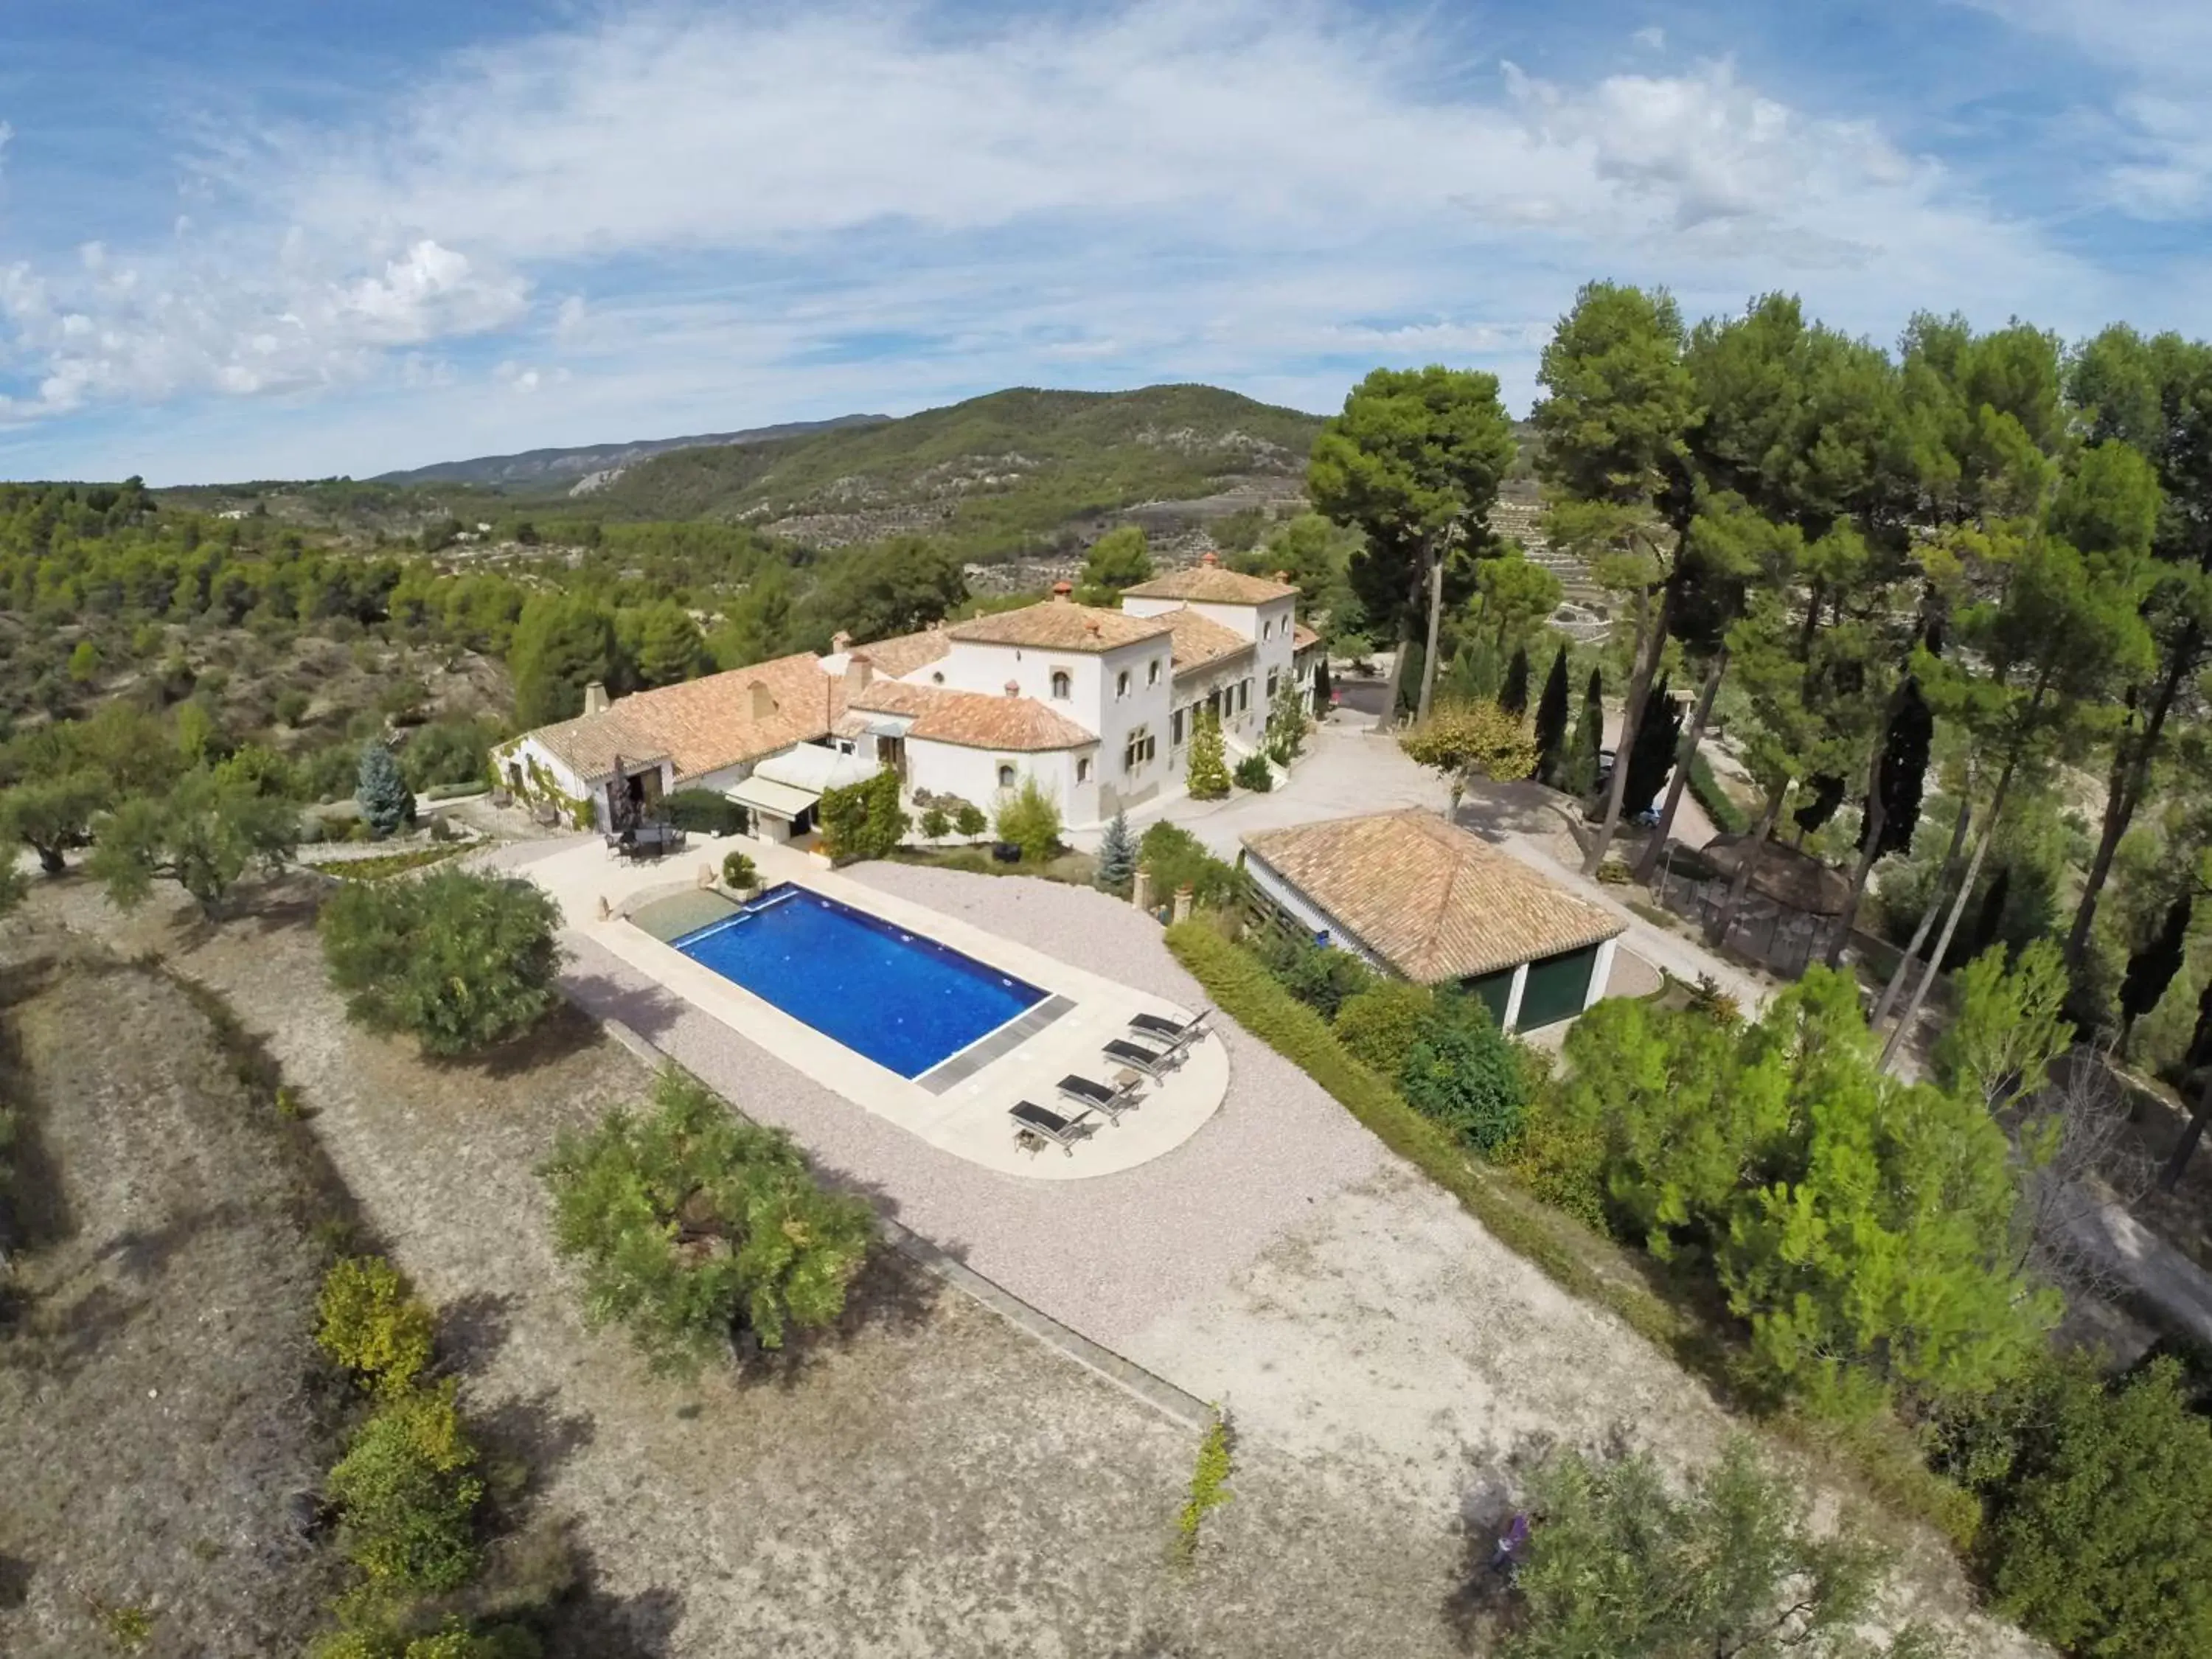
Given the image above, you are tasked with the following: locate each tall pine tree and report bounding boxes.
[1095,810,1136,894]
[1533,644,1571,785]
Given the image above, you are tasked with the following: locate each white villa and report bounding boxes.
[495,552,1324,841]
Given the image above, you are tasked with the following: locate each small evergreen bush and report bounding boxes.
[720,849,757,891]
[355,742,417,838]
[1186,709,1230,800]
[1231,753,1273,792]
[317,1256,437,1396]
[326,1382,484,1593]
[1095,810,1136,893]
[992,777,1062,863]
[658,788,744,835]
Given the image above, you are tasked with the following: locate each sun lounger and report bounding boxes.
[1128,1007,1211,1053]
[1101,1037,1180,1079]
[1057,1073,1138,1124]
[1010,1099,1086,1157]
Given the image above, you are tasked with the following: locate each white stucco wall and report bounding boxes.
[905,739,1101,830]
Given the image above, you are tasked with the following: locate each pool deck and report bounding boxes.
[515,834,1229,1180]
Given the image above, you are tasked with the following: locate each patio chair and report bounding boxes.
[1010,1099,1087,1157]
[1127,1007,1211,1054]
[1057,1073,1138,1125]
[1101,1037,1180,1079]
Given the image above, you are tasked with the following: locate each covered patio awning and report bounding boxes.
[727,773,820,821]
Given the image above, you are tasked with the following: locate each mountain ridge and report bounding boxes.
[370,414,891,489]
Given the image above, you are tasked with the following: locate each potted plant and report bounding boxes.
[721,849,758,895]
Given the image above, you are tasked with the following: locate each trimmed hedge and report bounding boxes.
[657,788,745,835]
[1686,751,1750,835]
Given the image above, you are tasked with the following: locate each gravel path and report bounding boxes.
[559,864,1382,1354]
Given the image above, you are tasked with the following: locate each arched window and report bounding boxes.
[998,762,1016,789]
[1050,669,1071,698]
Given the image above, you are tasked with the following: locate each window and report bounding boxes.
[1267,669,1280,698]
[1147,658,1161,686]
[1238,679,1251,713]
[1171,707,1186,746]
[1051,669,1071,699]
[1123,726,1155,772]
[1116,669,1131,699]
[998,762,1016,789]
[1262,618,1273,640]
[1077,757,1092,783]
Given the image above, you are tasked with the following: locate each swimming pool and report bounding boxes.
[669,885,1048,1079]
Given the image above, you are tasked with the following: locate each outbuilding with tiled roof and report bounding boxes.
[1242,810,1626,1032]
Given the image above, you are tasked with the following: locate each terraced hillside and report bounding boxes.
[576,384,1325,560]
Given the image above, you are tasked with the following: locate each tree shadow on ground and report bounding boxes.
[546,1560,684,1659]
[455,1000,622,1082]
[472,1385,598,1497]
[94,1202,243,1283]
[439,1290,518,1372]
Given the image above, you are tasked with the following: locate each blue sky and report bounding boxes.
[0,0,2205,484]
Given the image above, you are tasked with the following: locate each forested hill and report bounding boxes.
[574,383,1326,558]
[370,414,889,490]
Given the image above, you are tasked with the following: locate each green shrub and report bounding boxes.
[1980,1356,2212,1659]
[326,1382,484,1593]
[919,804,950,841]
[356,742,417,838]
[1332,981,1437,1076]
[1186,708,1230,799]
[538,1069,874,1374]
[1499,1107,1610,1230]
[397,720,500,791]
[1251,928,1376,1019]
[1400,1015,1527,1152]
[319,870,565,1057]
[276,687,314,728]
[1172,1408,1235,1565]
[720,849,757,890]
[818,769,908,863]
[1137,820,1244,910]
[1231,752,1273,792]
[992,776,1062,862]
[952,800,988,840]
[1095,809,1136,894]
[657,788,744,835]
[317,1256,437,1395]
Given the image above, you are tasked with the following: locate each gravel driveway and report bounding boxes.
[559,863,1382,1352]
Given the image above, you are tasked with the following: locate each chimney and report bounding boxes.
[1200,549,1220,566]
[845,651,874,694]
[1085,617,1101,638]
[1274,569,1290,583]
[1051,581,1073,602]
[749,681,775,720]
[582,681,611,715]
[1004,678,1020,697]
[830,630,852,655]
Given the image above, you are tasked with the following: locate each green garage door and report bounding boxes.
[1515,945,1600,1031]
[1461,967,1517,1029]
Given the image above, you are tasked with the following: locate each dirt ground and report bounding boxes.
[32,874,1473,1658]
[0,914,353,1658]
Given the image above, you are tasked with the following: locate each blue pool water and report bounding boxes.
[670,885,1048,1079]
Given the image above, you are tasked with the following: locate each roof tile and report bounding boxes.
[1243,810,1622,981]
[947,600,1172,653]
[849,679,1097,751]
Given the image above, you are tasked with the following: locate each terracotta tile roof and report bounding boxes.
[1161,608,1255,675]
[947,600,1172,653]
[849,626,950,679]
[1123,561,1298,604]
[526,652,843,784]
[1243,810,1623,982]
[849,679,1097,752]
[1292,622,1321,651]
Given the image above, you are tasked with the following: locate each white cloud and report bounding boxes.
[0,1,2109,472]
[1633,25,1666,51]
[1961,0,2212,216]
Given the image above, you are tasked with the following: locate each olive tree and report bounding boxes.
[538,1069,874,1374]
[319,869,565,1057]
[88,769,299,913]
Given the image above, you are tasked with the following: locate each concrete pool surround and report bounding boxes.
[521,833,1230,1180]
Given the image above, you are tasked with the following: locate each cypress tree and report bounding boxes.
[1532,644,1571,782]
[1793,774,1847,840]
[1096,810,1136,894]
[1499,644,1531,716]
[1312,655,1332,712]
[2120,894,2193,1043]
[1947,865,2012,971]
[1186,709,1231,800]
[1860,677,1932,860]
[355,741,416,838]
[1620,674,1680,818]
[1562,666,1605,797]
